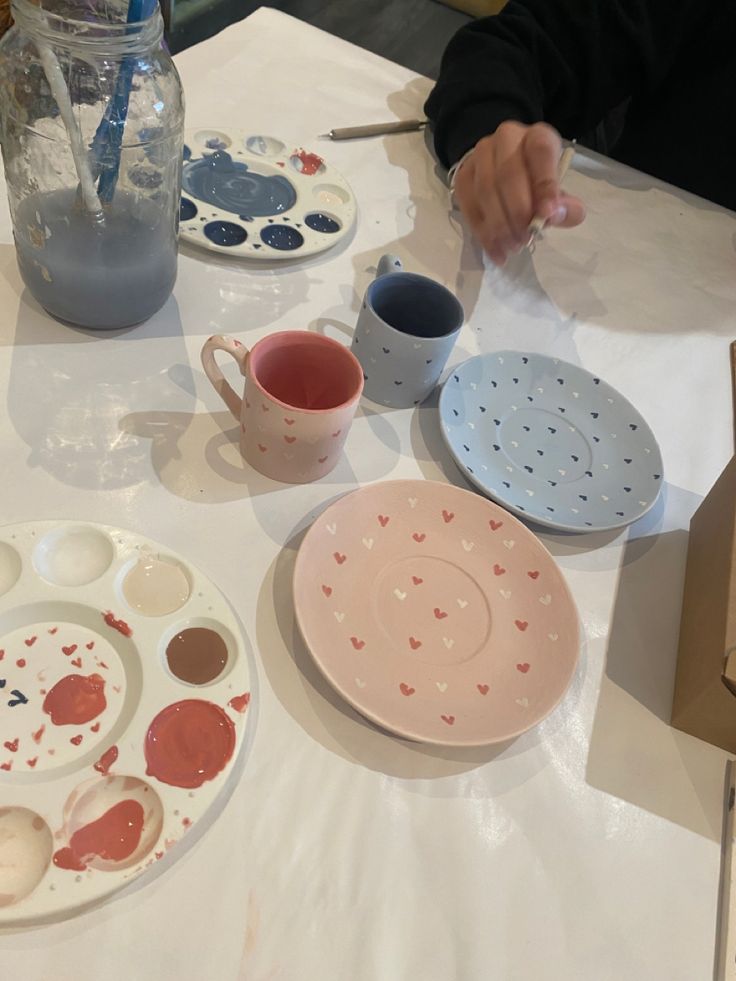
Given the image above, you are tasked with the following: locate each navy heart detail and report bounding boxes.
[383,347,390,354]
[522,357,529,363]
[653,474,661,479]
[467,466,474,474]
[0,679,5,689]
[624,487,631,492]
[557,378,564,385]
[590,412,599,419]
[571,455,579,462]
[494,418,501,425]
[537,450,544,456]
[426,359,432,364]
[452,409,459,416]
[463,445,470,452]
[491,380,497,388]
[453,375,459,382]
[629,424,638,431]
[593,378,600,385]
[502,481,510,488]
[548,480,557,487]
[624,458,632,464]
[579,494,588,501]
[593,436,600,443]
[479,406,486,412]
[512,378,519,384]
[558,407,566,413]
[527,396,534,402]
[585,471,592,477]
[546,506,555,512]
[394,380,402,385]
[616,511,624,516]
[493,444,500,451]
[548,427,557,434]
[524,466,533,473]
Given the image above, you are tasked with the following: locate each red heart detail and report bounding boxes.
[412,533,426,543]
[434,608,448,620]
[442,510,454,523]
[409,636,422,650]
[0,650,4,660]
[71,657,82,668]
[258,444,267,452]
[48,627,58,635]
[26,757,37,768]
[514,620,529,632]
[70,735,83,746]
[284,435,296,444]
[527,571,540,580]
[47,749,55,756]
[516,662,530,673]
[90,722,100,733]
[477,684,490,695]
[321,585,333,597]
[378,515,390,527]
[489,520,503,531]
[333,552,346,565]
[318,456,328,463]
[15,659,25,668]
[245,399,251,409]
[98,661,109,670]
[493,564,506,576]
[399,683,415,696]
[86,642,95,650]
[62,645,77,656]
[284,417,295,425]
[260,404,270,412]
[32,725,45,744]
[441,715,455,726]
[155,851,164,861]
[350,637,365,651]
[0,762,12,771]
[4,739,18,752]
[412,576,423,585]
[331,430,341,438]
[24,636,37,647]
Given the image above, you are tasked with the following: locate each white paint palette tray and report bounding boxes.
[0,521,254,924]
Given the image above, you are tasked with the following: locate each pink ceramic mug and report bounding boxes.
[201,331,364,483]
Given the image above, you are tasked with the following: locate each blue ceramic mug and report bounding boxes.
[351,255,464,408]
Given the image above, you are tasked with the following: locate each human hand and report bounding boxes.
[453,121,586,265]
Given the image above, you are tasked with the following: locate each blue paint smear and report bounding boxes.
[304,212,341,233]
[183,151,296,217]
[204,221,248,247]
[183,143,191,161]
[180,197,198,221]
[260,225,304,251]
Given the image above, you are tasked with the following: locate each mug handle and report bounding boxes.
[376,253,403,278]
[201,335,249,421]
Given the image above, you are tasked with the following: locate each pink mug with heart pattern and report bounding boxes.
[201,331,364,483]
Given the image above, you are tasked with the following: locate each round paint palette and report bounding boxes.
[439,352,664,533]
[0,521,253,924]
[293,480,579,747]
[179,129,356,260]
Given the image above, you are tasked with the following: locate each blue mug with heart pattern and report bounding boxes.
[350,254,464,408]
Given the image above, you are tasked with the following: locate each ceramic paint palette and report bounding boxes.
[0,521,253,924]
[293,480,579,747]
[179,129,356,260]
[439,352,664,533]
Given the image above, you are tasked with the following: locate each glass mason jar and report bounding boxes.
[0,0,184,329]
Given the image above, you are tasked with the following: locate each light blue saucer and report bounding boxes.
[438,352,664,533]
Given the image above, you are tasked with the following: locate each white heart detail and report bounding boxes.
[283,452,294,460]
[457,598,468,608]
[511,440,519,448]
[548,632,558,641]
[601,495,609,502]
[558,469,566,476]
[638,501,648,507]
[568,426,576,433]
[510,404,518,411]
[525,489,534,497]
[610,433,617,439]
[498,356,504,364]
[481,465,488,471]
[536,387,544,393]
[413,343,422,349]
[467,422,475,429]
[506,466,513,473]
[572,392,580,399]
[539,594,552,606]
[408,497,418,508]
[362,537,374,549]
[570,507,579,513]
[370,357,377,363]
[499,589,511,600]
[462,540,474,551]
[515,697,529,708]
[644,447,651,454]
[436,682,448,693]
[355,678,367,688]
[393,588,407,601]
[470,382,477,390]
[607,398,614,403]
[442,637,454,649]
[503,539,515,549]
[326,523,337,535]
[602,463,609,470]
[334,611,345,623]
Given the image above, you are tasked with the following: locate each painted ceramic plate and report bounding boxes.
[179,129,356,260]
[293,480,579,746]
[439,352,664,533]
[0,521,254,924]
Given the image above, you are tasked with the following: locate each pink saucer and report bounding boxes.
[293,480,579,746]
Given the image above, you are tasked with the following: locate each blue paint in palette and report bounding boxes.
[182,150,296,217]
[304,212,341,234]
[179,197,198,221]
[204,221,248,247]
[183,144,191,161]
[260,225,304,251]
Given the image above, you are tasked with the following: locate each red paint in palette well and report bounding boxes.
[292,148,323,175]
[144,700,235,789]
[102,611,132,637]
[43,673,106,725]
[94,745,118,774]
[52,799,144,871]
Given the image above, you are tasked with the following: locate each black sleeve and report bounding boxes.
[425,0,719,168]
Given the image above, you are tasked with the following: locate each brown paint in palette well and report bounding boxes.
[165,628,228,685]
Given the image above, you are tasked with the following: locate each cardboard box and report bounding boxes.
[672,456,736,751]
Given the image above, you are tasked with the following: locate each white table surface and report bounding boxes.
[1,7,734,979]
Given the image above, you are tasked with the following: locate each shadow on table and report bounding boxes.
[586,526,729,842]
[255,517,587,790]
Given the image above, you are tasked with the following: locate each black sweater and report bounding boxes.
[425,0,736,210]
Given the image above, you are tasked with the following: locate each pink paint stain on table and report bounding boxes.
[43,673,106,725]
[144,700,235,789]
[52,800,144,871]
